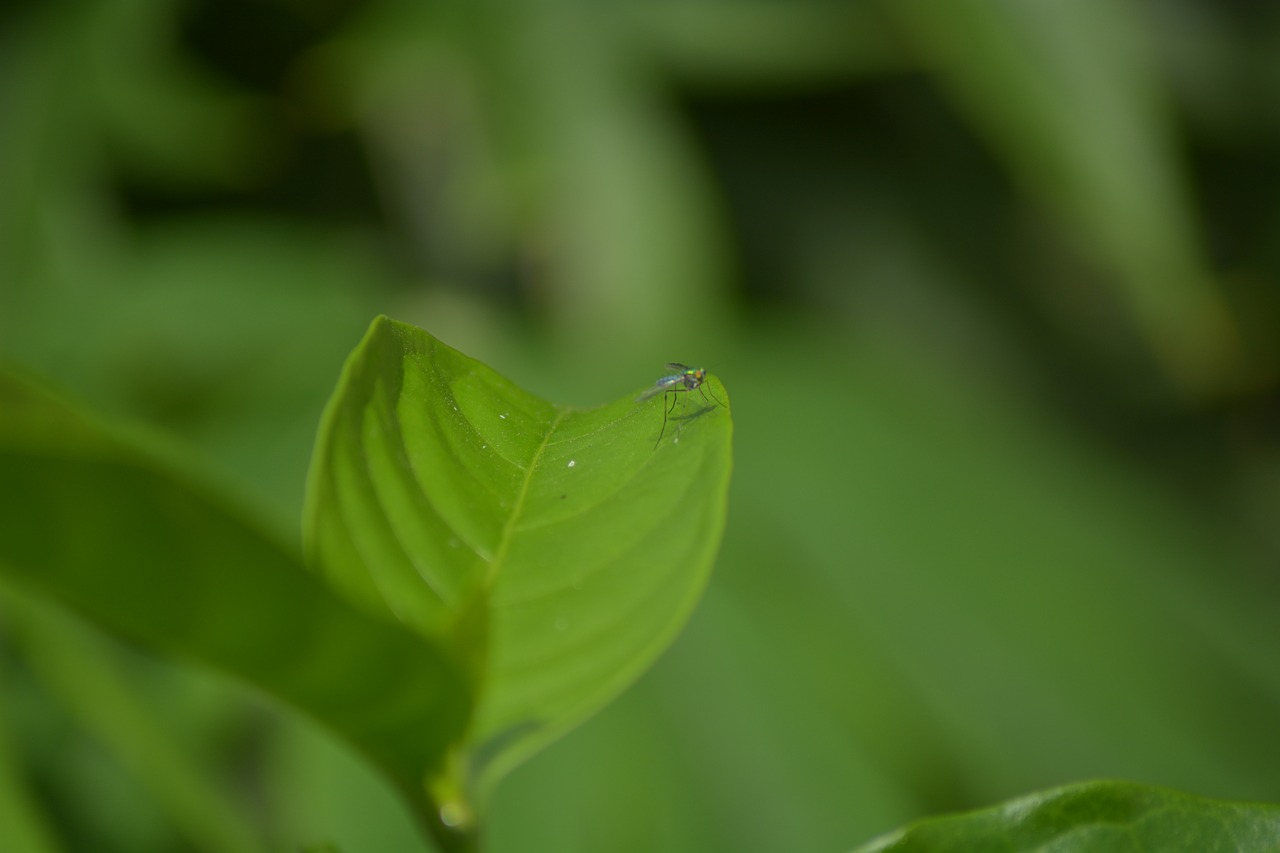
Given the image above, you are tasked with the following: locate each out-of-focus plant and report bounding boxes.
[5,0,1280,850]
[0,318,733,850]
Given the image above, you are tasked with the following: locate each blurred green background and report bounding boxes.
[5,0,1280,851]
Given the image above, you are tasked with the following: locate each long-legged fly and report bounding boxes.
[636,363,725,448]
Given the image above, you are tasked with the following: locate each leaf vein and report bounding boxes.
[487,407,570,583]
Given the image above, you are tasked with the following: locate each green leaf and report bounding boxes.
[0,369,472,839]
[5,591,268,853]
[854,781,1280,852]
[304,316,733,802]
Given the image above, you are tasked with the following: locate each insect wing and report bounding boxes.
[665,362,690,372]
[636,375,680,401]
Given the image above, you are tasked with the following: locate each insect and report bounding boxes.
[636,363,725,448]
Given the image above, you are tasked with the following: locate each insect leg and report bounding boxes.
[701,383,726,408]
[655,389,673,448]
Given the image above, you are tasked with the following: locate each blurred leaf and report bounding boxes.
[513,575,923,853]
[5,593,267,853]
[853,780,1280,852]
[629,1,908,91]
[480,2,730,355]
[266,713,436,853]
[338,2,730,354]
[725,320,1280,805]
[0,3,263,299]
[0,369,472,840]
[0,681,61,853]
[80,0,272,188]
[3,215,386,532]
[889,0,1247,393]
[304,316,733,808]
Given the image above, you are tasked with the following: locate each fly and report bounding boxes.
[636,363,725,448]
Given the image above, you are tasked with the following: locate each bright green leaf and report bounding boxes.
[304,316,733,802]
[0,370,472,838]
[854,781,1280,852]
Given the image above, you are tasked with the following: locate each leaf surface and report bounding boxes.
[0,370,472,813]
[304,316,733,796]
[854,781,1280,853]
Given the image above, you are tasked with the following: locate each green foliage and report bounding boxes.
[855,781,1280,853]
[0,370,472,811]
[887,0,1242,392]
[304,317,733,802]
[0,690,60,853]
[0,317,732,849]
[4,0,1280,849]
[3,591,269,853]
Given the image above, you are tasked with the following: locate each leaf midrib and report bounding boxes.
[484,407,570,587]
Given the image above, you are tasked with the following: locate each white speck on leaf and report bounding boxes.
[567,459,576,468]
